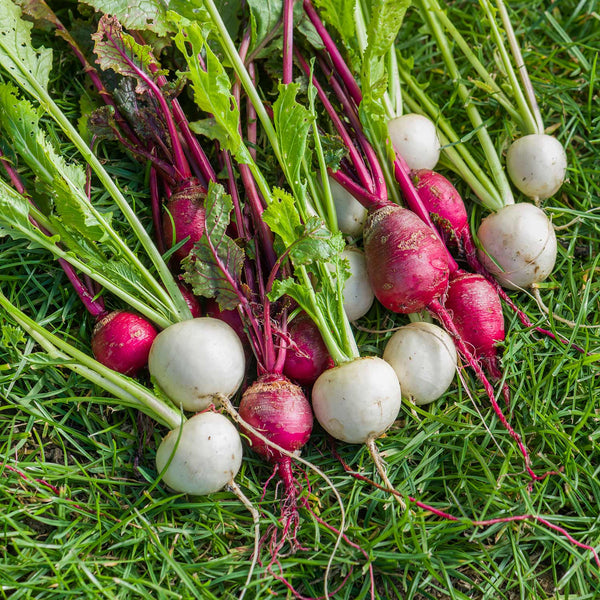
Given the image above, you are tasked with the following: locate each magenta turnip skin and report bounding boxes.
[162,183,206,263]
[91,310,157,376]
[412,169,469,250]
[238,374,313,463]
[363,205,450,314]
[283,313,332,386]
[444,272,505,369]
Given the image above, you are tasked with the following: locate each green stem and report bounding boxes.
[25,205,173,328]
[203,0,283,168]
[478,0,539,135]
[29,81,190,322]
[298,266,353,364]
[0,291,182,429]
[428,2,523,126]
[418,0,514,206]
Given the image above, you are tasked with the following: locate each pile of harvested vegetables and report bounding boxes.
[1,0,599,597]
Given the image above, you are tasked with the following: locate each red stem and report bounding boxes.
[428,299,559,483]
[283,0,295,85]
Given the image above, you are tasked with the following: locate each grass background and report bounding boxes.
[0,0,599,598]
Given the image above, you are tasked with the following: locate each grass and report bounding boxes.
[1,0,599,598]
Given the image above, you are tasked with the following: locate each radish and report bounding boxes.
[329,176,368,237]
[283,312,332,386]
[156,411,243,495]
[477,203,557,290]
[363,205,450,314]
[148,317,246,411]
[412,169,469,250]
[383,322,457,405]
[205,298,248,348]
[177,283,203,318]
[387,113,441,171]
[91,310,158,376]
[341,248,374,321]
[312,357,402,444]
[506,134,567,200]
[162,182,207,263]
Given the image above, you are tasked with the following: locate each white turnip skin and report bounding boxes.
[477,203,557,290]
[91,310,157,376]
[156,411,243,495]
[162,183,206,263]
[506,134,567,200]
[387,113,441,171]
[148,317,246,411]
[383,322,457,405]
[329,176,368,237]
[341,248,374,321]
[312,357,402,444]
[363,205,450,313]
[283,313,333,386]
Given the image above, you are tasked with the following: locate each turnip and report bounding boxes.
[383,322,457,405]
[312,357,402,444]
[329,176,368,237]
[148,317,246,412]
[91,310,157,376]
[477,203,557,290]
[341,248,374,321]
[238,374,313,550]
[387,113,441,171]
[156,411,243,496]
[506,134,567,201]
[283,312,332,386]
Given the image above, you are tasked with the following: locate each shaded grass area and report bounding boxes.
[1,1,599,598]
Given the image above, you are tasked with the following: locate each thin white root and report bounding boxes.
[218,394,345,600]
[366,438,407,513]
[532,287,600,329]
[228,480,260,600]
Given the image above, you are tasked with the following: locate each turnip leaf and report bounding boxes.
[0,0,52,97]
[182,182,245,311]
[312,0,357,49]
[92,15,166,95]
[173,16,252,165]
[80,0,173,36]
[0,83,109,242]
[247,0,282,49]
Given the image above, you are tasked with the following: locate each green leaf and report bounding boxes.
[272,82,314,202]
[171,15,252,165]
[263,188,344,267]
[262,187,302,250]
[268,276,313,310]
[81,0,173,36]
[92,15,166,95]
[181,182,245,311]
[247,0,282,49]
[312,0,357,48]
[0,82,109,242]
[0,0,52,97]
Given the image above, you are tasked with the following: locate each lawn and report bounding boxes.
[0,1,599,598]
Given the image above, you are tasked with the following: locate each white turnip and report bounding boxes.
[506,134,567,200]
[148,317,246,411]
[477,203,557,290]
[383,322,457,405]
[387,113,441,171]
[329,176,368,237]
[156,411,243,495]
[312,357,402,444]
[341,248,374,321]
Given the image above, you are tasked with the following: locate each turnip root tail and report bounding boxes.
[217,394,345,600]
[227,480,260,600]
[429,300,560,483]
[366,438,407,513]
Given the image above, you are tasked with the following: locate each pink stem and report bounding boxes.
[429,299,559,483]
[302,0,362,105]
[149,165,166,254]
[283,0,295,85]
